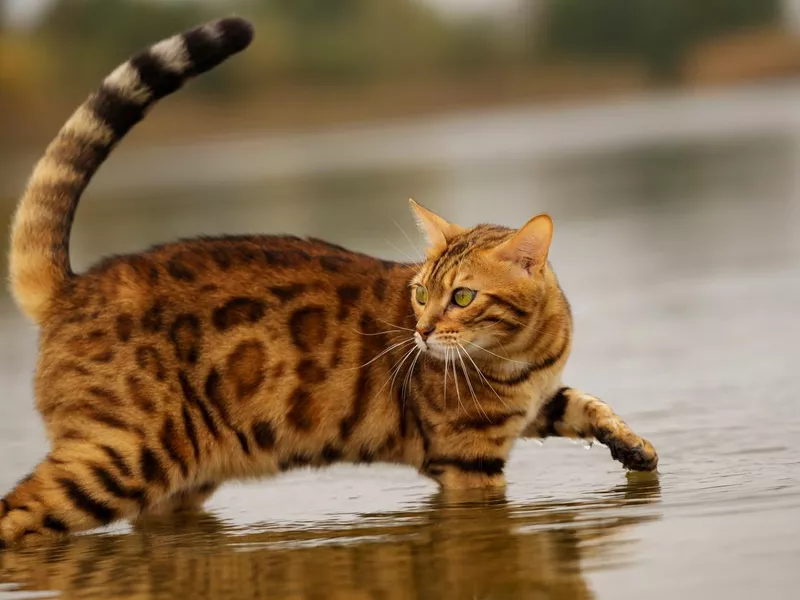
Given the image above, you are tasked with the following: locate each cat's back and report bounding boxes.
[47,234,411,325]
[35,235,416,423]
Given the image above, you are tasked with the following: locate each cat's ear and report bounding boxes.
[492,214,553,274]
[409,199,463,250]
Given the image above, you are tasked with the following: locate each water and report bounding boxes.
[1,84,799,599]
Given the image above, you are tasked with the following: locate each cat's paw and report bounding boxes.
[597,428,658,472]
[0,504,66,549]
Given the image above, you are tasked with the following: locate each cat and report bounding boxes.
[0,17,657,548]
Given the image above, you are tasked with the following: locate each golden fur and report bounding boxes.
[1,17,657,548]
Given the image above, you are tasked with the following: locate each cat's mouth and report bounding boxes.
[414,332,429,353]
[413,332,460,359]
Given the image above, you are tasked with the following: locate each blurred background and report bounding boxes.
[1,1,800,599]
[2,0,800,146]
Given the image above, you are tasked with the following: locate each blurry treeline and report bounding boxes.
[1,0,798,146]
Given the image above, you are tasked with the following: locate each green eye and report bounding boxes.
[452,287,476,307]
[415,285,428,305]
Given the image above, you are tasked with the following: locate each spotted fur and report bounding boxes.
[0,18,657,548]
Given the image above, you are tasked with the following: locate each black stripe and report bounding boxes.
[179,371,220,439]
[482,364,536,387]
[0,498,8,515]
[140,448,168,486]
[452,411,526,431]
[436,230,508,280]
[278,453,314,471]
[183,28,222,76]
[340,313,378,439]
[426,456,506,477]
[529,336,570,372]
[92,466,128,498]
[215,17,255,56]
[481,338,569,386]
[85,408,130,431]
[236,431,251,455]
[129,52,183,101]
[160,417,189,477]
[43,515,69,533]
[269,283,306,303]
[541,387,570,436]
[428,240,465,282]
[358,446,375,464]
[321,444,343,463]
[91,466,144,503]
[58,478,117,524]
[438,245,474,278]
[182,18,253,76]
[472,315,523,332]
[89,88,145,139]
[196,482,217,494]
[484,293,530,319]
[182,406,201,460]
[204,367,235,428]
[99,445,132,478]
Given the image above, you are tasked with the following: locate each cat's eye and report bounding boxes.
[452,287,476,307]
[415,285,428,305]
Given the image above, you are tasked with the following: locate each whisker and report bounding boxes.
[393,219,424,262]
[345,338,415,371]
[450,352,466,415]
[463,340,530,365]
[386,239,418,265]
[456,347,489,422]
[401,348,422,414]
[498,312,527,327]
[459,343,510,409]
[472,320,504,332]
[387,346,417,396]
[375,317,416,333]
[494,337,512,359]
[352,327,409,337]
[443,348,449,411]
[371,345,419,404]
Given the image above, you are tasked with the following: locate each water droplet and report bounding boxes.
[583,440,594,450]
[533,439,544,446]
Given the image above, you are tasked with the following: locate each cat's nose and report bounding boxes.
[416,325,435,340]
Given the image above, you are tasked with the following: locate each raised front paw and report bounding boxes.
[597,428,658,472]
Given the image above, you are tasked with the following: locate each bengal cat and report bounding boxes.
[0,17,657,547]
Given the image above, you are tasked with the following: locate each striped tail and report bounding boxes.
[8,17,254,324]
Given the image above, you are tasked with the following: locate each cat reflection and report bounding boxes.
[0,477,660,600]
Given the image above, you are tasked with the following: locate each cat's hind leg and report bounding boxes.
[522,387,658,472]
[135,482,219,522]
[0,439,176,548]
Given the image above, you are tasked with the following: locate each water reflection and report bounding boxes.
[0,477,660,599]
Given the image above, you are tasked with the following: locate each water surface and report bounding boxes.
[1,86,799,599]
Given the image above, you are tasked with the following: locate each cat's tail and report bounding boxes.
[9,17,254,324]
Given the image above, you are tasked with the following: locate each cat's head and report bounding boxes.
[409,200,555,361]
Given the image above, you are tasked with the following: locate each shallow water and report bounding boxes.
[1,87,799,599]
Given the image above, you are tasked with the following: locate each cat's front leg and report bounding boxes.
[421,454,508,489]
[522,387,658,472]
[419,424,513,489]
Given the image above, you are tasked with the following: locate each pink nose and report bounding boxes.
[416,325,435,340]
